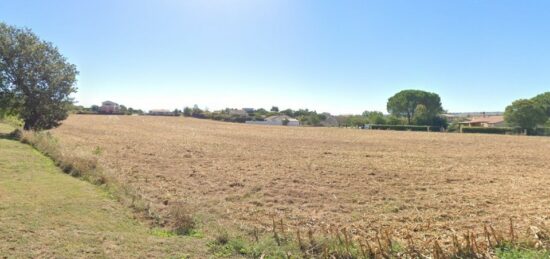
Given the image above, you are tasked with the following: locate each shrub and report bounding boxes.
[370,124,442,132]
[170,203,195,235]
[461,127,514,135]
[533,127,550,136]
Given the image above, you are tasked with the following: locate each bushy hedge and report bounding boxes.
[533,127,550,136]
[461,127,514,134]
[369,124,442,132]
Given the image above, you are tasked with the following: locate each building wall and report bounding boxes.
[100,104,119,114]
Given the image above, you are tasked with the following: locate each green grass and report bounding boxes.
[496,246,550,259]
[0,125,209,258]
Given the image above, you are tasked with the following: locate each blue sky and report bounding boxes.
[1,0,549,114]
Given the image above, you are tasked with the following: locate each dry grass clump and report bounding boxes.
[169,202,196,235]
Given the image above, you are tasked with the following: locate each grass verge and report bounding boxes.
[0,124,207,257]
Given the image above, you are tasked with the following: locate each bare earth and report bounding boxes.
[51,115,550,246]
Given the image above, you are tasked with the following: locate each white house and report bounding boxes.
[245,115,299,126]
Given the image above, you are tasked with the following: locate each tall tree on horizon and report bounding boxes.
[386,89,443,125]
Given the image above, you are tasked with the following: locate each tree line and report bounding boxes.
[504,92,550,132]
[1,22,549,133]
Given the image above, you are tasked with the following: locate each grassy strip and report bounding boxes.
[0,128,207,257]
[10,128,198,238]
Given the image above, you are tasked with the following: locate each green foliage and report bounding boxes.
[387,89,444,125]
[365,111,386,124]
[461,127,514,134]
[532,92,550,117]
[345,115,368,127]
[370,124,441,131]
[270,106,279,112]
[183,107,192,117]
[0,22,78,130]
[504,99,547,130]
[386,115,404,125]
[191,105,206,118]
[496,245,550,259]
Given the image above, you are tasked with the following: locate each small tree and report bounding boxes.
[183,107,192,117]
[0,22,78,130]
[91,105,100,113]
[270,106,279,112]
[119,105,128,114]
[504,99,547,132]
[363,111,386,125]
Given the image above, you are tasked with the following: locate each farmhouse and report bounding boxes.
[149,109,174,116]
[460,115,506,128]
[99,101,120,114]
[245,115,299,126]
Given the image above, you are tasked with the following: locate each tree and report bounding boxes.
[119,105,128,114]
[387,90,443,124]
[91,105,100,113]
[270,106,279,112]
[532,92,550,117]
[0,22,78,130]
[280,109,294,117]
[191,105,205,118]
[363,111,386,125]
[504,99,547,131]
[183,107,192,117]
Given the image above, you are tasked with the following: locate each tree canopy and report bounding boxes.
[532,92,550,118]
[504,99,547,130]
[0,22,78,130]
[386,90,443,125]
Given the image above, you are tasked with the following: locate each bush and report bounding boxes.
[170,203,195,235]
[461,127,514,134]
[370,125,442,132]
[533,127,550,136]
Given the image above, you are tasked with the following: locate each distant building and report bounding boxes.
[149,109,174,116]
[245,115,299,126]
[460,116,506,128]
[227,109,249,117]
[100,101,120,114]
[446,111,504,117]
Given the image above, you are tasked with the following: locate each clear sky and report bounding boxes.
[1,0,549,114]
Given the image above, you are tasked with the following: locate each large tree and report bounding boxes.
[504,99,547,130]
[386,90,443,124]
[0,22,78,130]
[532,92,550,117]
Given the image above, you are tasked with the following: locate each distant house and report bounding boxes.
[227,109,249,117]
[149,109,174,116]
[460,116,506,128]
[100,101,120,114]
[245,115,299,126]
